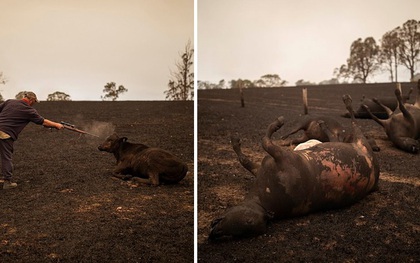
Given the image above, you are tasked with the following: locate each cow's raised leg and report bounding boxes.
[371,98,394,117]
[279,124,304,140]
[278,120,309,146]
[262,117,289,162]
[415,80,420,108]
[278,133,309,146]
[362,104,388,129]
[395,88,415,126]
[343,95,371,145]
[231,136,260,177]
[317,120,340,142]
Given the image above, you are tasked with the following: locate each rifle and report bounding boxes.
[60,121,99,137]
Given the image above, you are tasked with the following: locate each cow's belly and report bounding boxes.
[257,145,378,218]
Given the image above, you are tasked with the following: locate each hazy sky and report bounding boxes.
[198,0,420,85]
[1,0,193,101]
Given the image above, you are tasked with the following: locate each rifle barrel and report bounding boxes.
[61,122,99,137]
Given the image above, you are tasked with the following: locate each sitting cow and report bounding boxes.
[209,95,379,239]
[363,81,420,153]
[98,133,188,185]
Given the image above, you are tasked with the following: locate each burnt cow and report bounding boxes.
[278,115,380,151]
[278,115,349,145]
[98,133,188,185]
[342,88,413,119]
[209,95,380,239]
[363,81,420,153]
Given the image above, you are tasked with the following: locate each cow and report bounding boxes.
[98,133,188,185]
[342,88,413,119]
[209,95,380,240]
[278,115,380,151]
[278,115,349,145]
[362,81,420,153]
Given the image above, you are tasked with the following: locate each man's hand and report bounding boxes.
[43,119,64,130]
[55,122,64,130]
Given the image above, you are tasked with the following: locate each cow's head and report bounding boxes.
[98,133,127,153]
[209,203,268,240]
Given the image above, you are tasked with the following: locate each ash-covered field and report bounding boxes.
[198,83,419,262]
[0,101,194,262]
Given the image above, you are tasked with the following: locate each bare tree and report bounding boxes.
[101,82,128,101]
[230,79,254,89]
[295,79,316,86]
[0,72,6,85]
[165,40,194,100]
[47,91,72,101]
[380,28,402,82]
[336,37,381,83]
[397,19,420,81]
[254,74,288,87]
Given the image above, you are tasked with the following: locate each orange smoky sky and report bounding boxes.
[1,0,193,101]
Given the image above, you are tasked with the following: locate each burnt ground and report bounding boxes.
[198,83,419,262]
[0,101,194,262]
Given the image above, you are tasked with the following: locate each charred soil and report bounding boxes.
[198,83,419,262]
[0,101,194,262]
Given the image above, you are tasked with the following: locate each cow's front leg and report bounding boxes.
[132,171,160,186]
[131,177,155,185]
[148,172,160,186]
[113,163,133,180]
[112,173,133,180]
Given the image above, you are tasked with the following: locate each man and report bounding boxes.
[0,92,64,189]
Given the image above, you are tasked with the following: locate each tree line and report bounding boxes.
[336,19,420,83]
[0,40,193,102]
[199,19,420,89]
[0,78,128,102]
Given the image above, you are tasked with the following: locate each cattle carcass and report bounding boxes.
[278,115,380,151]
[278,115,349,145]
[342,88,413,119]
[209,95,379,239]
[363,81,420,153]
[98,133,188,185]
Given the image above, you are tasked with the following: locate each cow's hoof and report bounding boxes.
[230,136,241,147]
[342,94,352,106]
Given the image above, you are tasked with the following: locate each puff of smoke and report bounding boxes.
[81,121,115,139]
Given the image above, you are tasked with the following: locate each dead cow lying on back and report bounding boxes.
[98,133,188,185]
[342,88,413,119]
[363,81,420,153]
[209,95,380,239]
